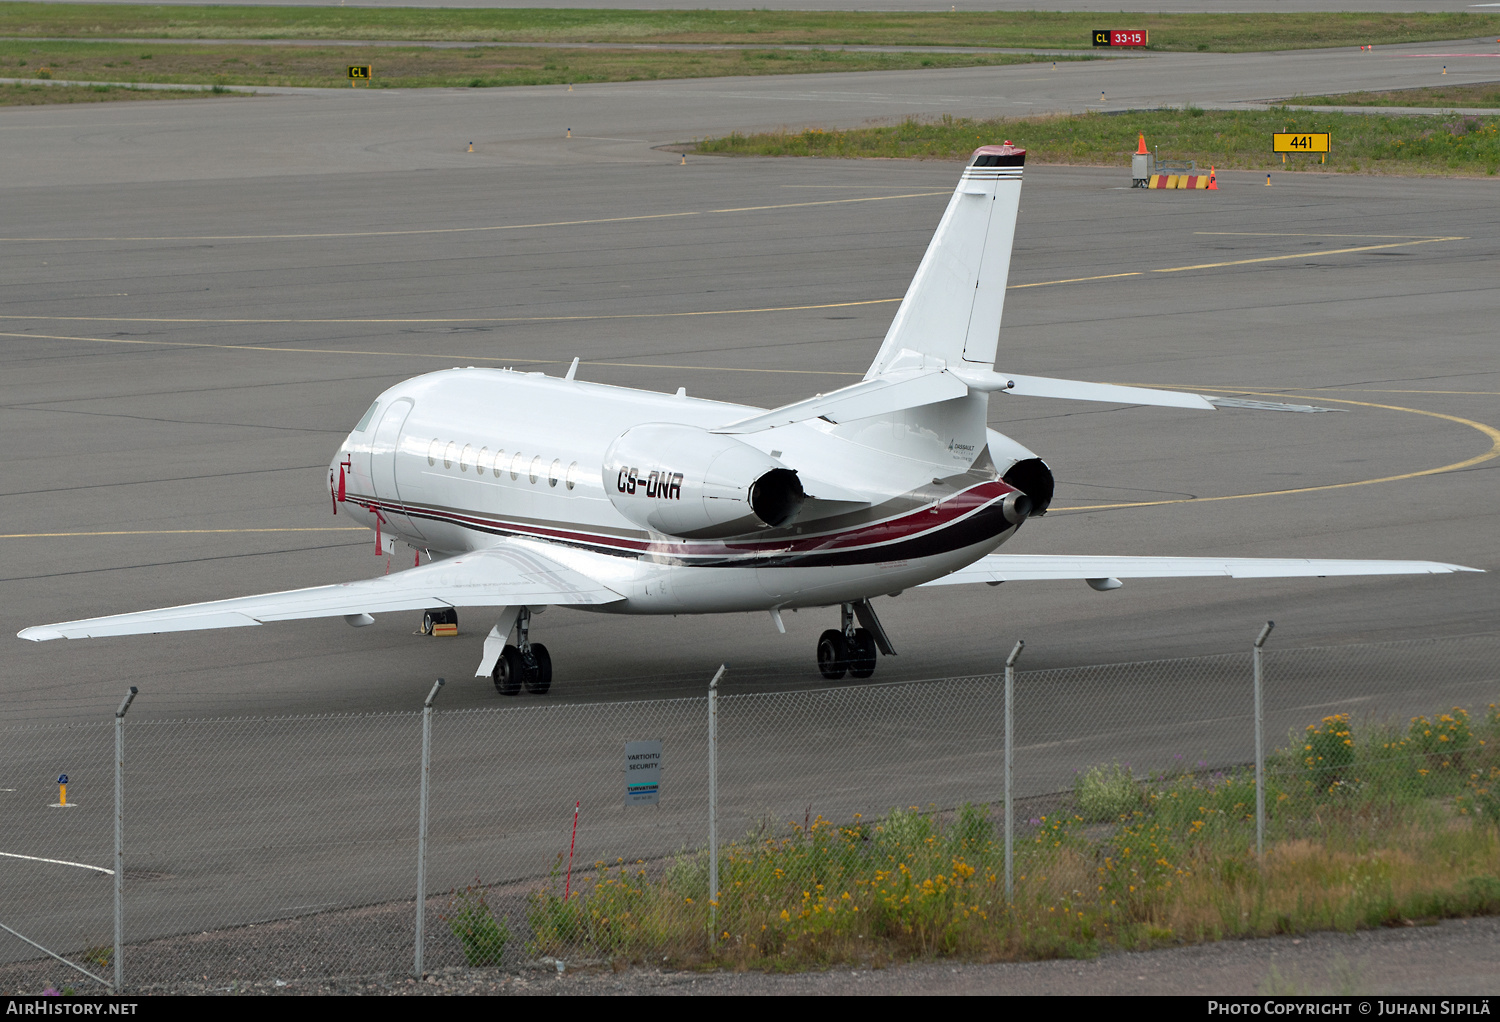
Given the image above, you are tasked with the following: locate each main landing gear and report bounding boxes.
[491,606,551,698]
[816,600,896,681]
[420,607,458,635]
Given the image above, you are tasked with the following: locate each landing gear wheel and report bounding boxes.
[525,643,552,695]
[422,608,457,635]
[816,629,849,680]
[847,628,878,679]
[493,644,524,696]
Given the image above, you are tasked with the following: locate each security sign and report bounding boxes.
[1093,29,1149,47]
[1273,132,1330,153]
[624,740,662,805]
[348,65,372,80]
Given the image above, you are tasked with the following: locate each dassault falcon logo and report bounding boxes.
[948,439,975,454]
[617,467,685,499]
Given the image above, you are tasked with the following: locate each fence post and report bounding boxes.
[1004,640,1023,901]
[113,686,137,994]
[414,678,445,979]
[1253,622,1274,861]
[707,664,725,942]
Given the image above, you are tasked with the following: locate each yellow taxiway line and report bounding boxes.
[1056,391,1500,513]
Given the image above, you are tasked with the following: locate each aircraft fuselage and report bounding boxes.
[331,367,1032,615]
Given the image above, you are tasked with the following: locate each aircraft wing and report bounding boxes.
[18,543,623,641]
[922,553,1481,587]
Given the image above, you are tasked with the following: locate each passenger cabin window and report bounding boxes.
[548,459,562,488]
[565,462,579,491]
[529,456,542,484]
[494,451,505,478]
[460,444,473,472]
[444,442,456,470]
[354,402,379,432]
[477,448,490,475]
[510,452,524,481]
[428,438,440,466]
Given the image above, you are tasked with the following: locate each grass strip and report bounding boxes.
[1,5,1498,53]
[0,80,232,104]
[525,702,1500,968]
[0,40,1070,89]
[696,108,1500,177]
[1292,81,1500,109]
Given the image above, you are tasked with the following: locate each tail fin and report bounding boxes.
[864,143,1024,380]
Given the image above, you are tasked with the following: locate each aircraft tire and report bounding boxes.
[422,607,457,635]
[816,629,849,680]
[848,629,878,679]
[493,645,524,696]
[525,643,552,695]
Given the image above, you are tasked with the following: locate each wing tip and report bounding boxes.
[17,627,62,642]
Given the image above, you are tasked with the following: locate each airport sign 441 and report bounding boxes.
[1274,132,1331,153]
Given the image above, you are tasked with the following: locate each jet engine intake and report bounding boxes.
[604,424,804,538]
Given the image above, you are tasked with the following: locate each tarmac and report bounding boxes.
[2,38,1496,723]
[0,32,1496,987]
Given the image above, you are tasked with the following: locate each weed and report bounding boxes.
[1075,763,1141,822]
[439,880,510,966]
[695,108,1500,178]
[525,696,1500,968]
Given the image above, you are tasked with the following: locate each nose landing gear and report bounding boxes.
[816,600,895,681]
[491,606,552,697]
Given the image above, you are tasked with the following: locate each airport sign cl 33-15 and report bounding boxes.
[1093,30,1148,47]
[348,65,372,80]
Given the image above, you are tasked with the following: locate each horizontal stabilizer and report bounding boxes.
[1208,396,1339,413]
[715,371,968,434]
[972,371,1216,411]
[922,553,1481,587]
[18,542,623,641]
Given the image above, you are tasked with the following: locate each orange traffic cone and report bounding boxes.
[1207,165,1218,190]
[1136,133,1148,155]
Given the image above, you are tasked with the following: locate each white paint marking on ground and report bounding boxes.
[0,851,113,875]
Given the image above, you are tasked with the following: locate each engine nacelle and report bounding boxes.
[603,423,804,538]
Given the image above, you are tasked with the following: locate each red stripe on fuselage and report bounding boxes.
[355,479,1013,561]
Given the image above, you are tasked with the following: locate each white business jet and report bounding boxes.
[19,143,1478,693]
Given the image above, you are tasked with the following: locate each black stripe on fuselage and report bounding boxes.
[370,496,1017,568]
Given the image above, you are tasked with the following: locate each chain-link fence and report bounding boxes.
[2,631,1497,990]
